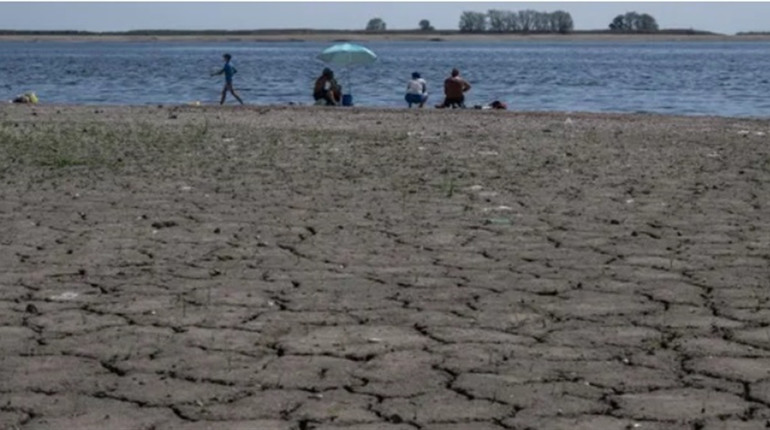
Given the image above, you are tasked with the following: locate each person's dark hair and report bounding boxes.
[451,68,460,77]
[322,67,334,78]
[223,53,232,61]
[412,72,420,79]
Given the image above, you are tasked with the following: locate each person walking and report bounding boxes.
[211,53,244,105]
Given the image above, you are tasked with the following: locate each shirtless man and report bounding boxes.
[438,68,471,108]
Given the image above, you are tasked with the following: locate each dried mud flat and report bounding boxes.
[1,105,769,430]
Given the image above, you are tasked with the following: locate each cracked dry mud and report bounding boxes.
[1,105,769,430]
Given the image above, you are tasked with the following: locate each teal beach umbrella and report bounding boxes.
[317,43,378,67]
[317,43,377,100]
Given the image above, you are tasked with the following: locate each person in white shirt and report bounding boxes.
[405,72,428,108]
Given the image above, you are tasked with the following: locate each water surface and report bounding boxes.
[1,40,769,117]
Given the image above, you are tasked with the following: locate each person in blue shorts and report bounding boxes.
[211,53,244,105]
[405,72,428,108]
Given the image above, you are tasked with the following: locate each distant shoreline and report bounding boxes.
[2,30,770,43]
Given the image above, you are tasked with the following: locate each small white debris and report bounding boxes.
[309,393,324,400]
[483,205,513,213]
[626,199,635,204]
[478,191,498,198]
[180,185,192,191]
[222,138,234,143]
[565,117,574,125]
[633,423,642,428]
[467,185,484,192]
[478,150,499,156]
[755,131,766,136]
[50,291,79,301]
[418,146,426,151]
[738,130,750,136]
[367,337,383,343]
[267,300,275,307]
[706,152,720,158]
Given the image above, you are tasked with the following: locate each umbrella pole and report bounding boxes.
[342,67,351,106]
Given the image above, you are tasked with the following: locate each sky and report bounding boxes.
[0,2,769,35]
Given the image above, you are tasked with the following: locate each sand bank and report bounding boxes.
[2,32,770,43]
[1,105,769,429]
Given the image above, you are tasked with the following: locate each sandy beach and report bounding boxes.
[1,104,770,429]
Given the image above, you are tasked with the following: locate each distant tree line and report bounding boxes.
[356,11,681,35]
[362,9,670,34]
[367,18,435,32]
[0,30,96,35]
[458,9,575,34]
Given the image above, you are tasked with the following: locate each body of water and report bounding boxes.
[2,40,769,117]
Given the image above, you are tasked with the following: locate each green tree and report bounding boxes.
[418,19,434,31]
[549,10,574,34]
[487,9,507,32]
[501,11,520,31]
[533,12,550,32]
[366,17,387,31]
[459,11,487,33]
[517,10,537,33]
[609,12,658,32]
[609,15,627,31]
[637,13,659,32]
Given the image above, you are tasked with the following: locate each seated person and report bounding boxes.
[474,100,508,110]
[12,92,38,104]
[313,68,342,106]
[405,72,428,108]
[489,100,507,110]
[437,68,471,108]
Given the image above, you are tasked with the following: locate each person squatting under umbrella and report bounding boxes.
[313,68,342,106]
